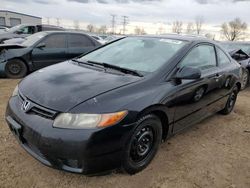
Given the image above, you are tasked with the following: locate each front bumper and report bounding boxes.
[0,60,6,77]
[5,96,135,174]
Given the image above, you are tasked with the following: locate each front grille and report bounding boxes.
[19,92,57,119]
[30,107,55,119]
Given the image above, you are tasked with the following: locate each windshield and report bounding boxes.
[21,32,47,47]
[80,37,188,73]
[221,43,250,55]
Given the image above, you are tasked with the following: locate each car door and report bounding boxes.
[31,33,67,70]
[67,34,97,59]
[171,44,226,133]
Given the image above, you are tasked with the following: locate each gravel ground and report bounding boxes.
[0,79,250,188]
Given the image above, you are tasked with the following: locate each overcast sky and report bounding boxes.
[1,0,250,26]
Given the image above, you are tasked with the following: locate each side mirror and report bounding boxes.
[176,66,201,80]
[36,43,46,49]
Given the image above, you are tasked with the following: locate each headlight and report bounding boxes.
[53,111,128,129]
[12,85,19,97]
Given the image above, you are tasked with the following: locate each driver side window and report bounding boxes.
[180,45,217,70]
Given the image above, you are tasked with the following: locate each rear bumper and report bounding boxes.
[5,96,135,174]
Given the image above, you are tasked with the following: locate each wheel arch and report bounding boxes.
[236,81,241,91]
[137,104,170,141]
[7,57,29,72]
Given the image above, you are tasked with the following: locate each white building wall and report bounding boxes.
[0,10,41,27]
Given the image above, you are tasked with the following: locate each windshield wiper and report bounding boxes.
[72,59,104,68]
[87,60,143,77]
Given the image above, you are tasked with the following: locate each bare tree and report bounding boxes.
[157,26,163,34]
[134,26,146,35]
[87,24,95,33]
[56,18,60,27]
[221,18,248,41]
[134,26,141,35]
[186,22,194,34]
[47,17,50,25]
[205,33,215,40]
[98,25,107,34]
[195,16,204,35]
[74,20,80,30]
[172,21,183,34]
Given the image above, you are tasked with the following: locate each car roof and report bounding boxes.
[38,32,216,44]
[12,24,62,27]
[220,41,250,44]
[40,31,91,35]
[126,34,213,43]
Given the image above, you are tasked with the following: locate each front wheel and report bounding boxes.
[122,114,162,174]
[220,86,239,115]
[5,59,28,78]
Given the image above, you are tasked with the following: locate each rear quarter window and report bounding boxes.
[216,47,232,66]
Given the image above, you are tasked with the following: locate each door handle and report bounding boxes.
[212,74,223,82]
[214,74,223,79]
[216,75,223,79]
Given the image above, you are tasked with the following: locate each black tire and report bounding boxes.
[5,59,28,78]
[220,86,239,115]
[122,114,162,174]
[241,69,249,90]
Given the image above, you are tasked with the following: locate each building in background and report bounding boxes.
[0,10,41,27]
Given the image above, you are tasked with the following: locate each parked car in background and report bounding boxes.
[0,31,101,78]
[221,41,250,56]
[99,35,108,40]
[3,37,25,44]
[91,35,106,44]
[104,35,125,43]
[0,24,65,43]
[0,26,9,32]
[6,35,242,175]
[221,42,250,90]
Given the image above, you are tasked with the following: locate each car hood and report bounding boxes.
[0,43,26,52]
[0,33,16,40]
[19,61,142,112]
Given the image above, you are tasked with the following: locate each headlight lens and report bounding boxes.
[53,111,128,129]
[12,85,19,97]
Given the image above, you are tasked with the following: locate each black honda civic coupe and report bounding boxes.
[6,35,242,175]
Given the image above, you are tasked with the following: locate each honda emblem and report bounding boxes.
[22,100,31,112]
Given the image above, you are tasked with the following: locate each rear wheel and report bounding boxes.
[122,114,162,174]
[5,59,28,78]
[241,69,249,90]
[220,86,239,115]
